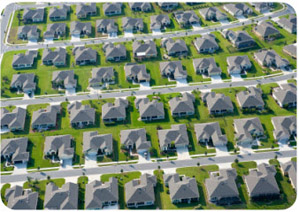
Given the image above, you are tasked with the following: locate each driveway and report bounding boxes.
[236,15,247,21]
[13,163,27,175]
[108,32,118,38]
[176,79,188,87]
[124,30,134,37]
[85,155,98,168]
[192,23,202,30]
[139,82,151,90]
[152,29,162,35]
[210,75,223,83]
[65,88,76,96]
[176,146,190,160]
[215,146,230,156]
[44,38,54,44]
[60,159,73,169]
[71,35,81,41]
[138,151,151,163]
[28,39,38,45]
[230,74,243,82]
[219,19,230,25]
[23,92,34,99]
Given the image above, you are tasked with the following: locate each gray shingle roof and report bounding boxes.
[283,44,297,58]
[49,5,70,19]
[122,17,144,30]
[1,107,26,130]
[227,55,251,73]
[102,98,128,120]
[277,15,296,33]
[1,137,29,163]
[10,73,36,91]
[199,7,227,21]
[83,131,113,154]
[201,92,233,113]
[224,3,251,15]
[162,38,188,55]
[44,182,78,209]
[23,8,44,22]
[272,115,296,141]
[85,177,118,209]
[17,25,39,39]
[169,92,195,115]
[73,46,97,62]
[129,2,151,11]
[124,63,150,82]
[68,101,95,124]
[5,185,38,209]
[76,3,97,17]
[135,98,165,119]
[223,30,255,48]
[44,23,66,38]
[70,21,92,35]
[158,124,189,148]
[96,19,118,33]
[159,61,187,79]
[254,21,280,38]
[194,122,228,146]
[158,2,178,10]
[89,67,115,84]
[44,134,74,159]
[194,34,219,51]
[103,3,122,15]
[281,160,297,191]
[236,87,264,108]
[150,14,170,29]
[254,49,290,68]
[132,40,157,57]
[273,83,296,106]
[174,10,200,25]
[234,117,264,143]
[103,43,126,59]
[31,105,61,127]
[120,128,151,151]
[12,50,38,67]
[42,47,66,64]
[193,57,222,76]
[52,70,77,88]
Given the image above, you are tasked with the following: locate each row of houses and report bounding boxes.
[4,160,296,209]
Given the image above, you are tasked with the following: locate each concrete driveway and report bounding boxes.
[85,155,98,168]
[230,74,243,82]
[211,75,223,83]
[60,159,73,169]
[71,35,81,41]
[44,38,54,44]
[108,32,118,38]
[28,39,38,45]
[139,82,151,90]
[176,146,190,160]
[65,88,76,96]
[152,29,162,35]
[215,146,230,156]
[219,19,230,25]
[192,23,202,30]
[13,163,27,174]
[176,79,188,87]
[138,151,151,163]
[124,30,134,37]
[236,15,247,21]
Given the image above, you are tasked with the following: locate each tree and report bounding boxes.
[47,175,51,181]
[158,165,161,170]
[197,162,200,167]
[37,166,40,172]
[234,158,239,164]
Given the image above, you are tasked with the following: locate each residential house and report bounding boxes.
[17,25,39,40]
[227,55,251,75]
[158,2,178,11]
[103,43,127,61]
[31,105,61,130]
[150,14,171,30]
[236,87,264,110]
[42,48,66,66]
[22,8,44,23]
[10,73,36,94]
[96,19,118,35]
[234,117,264,146]
[102,98,128,123]
[159,61,187,80]
[254,21,280,41]
[283,44,296,58]
[73,47,97,65]
[129,2,152,12]
[44,182,78,209]
[244,163,280,200]
[44,135,74,163]
[89,67,115,87]
[85,178,118,209]
[5,186,38,209]
[70,21,92,37]
[174,10,200,27]
[161,38,188,56]
[158,124,189,151]
[271,115,296,143]
[169,92,195,117]
[194,122,228,146]
[199,7,228,21]
[132,40,157,60]
[43,23,66,40]
[1,137,29,164]
[125,174,156,208]
[83,131,113,156]
[254,49,290,70]
[135,98,165,121]
[103,3,122,16]
[205,169,240,205]
[277,15,297,34]
[122,17,144,32]
[76,3,97,18]
[222,30,256,49]
[52,70,77,89]
[120,128,151,153]
[193,57,222,76]
[68,101,95,127]
[272,83,296,107]
[12,50,38,69]
[1,107,26,131]
[281,160,297,191]
[252,3,272,13]
[223,3,252,16]
[49,4,70,21]
[124,63,150,83]
[201,92,234,115]
[194,34,219,53]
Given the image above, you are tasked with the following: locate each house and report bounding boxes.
[103,3,122,16]
[43,23,66,40]
[129,2,152,12]
[125,174,156,208]
[193,57,222,76]
[251,2,272,13]
[52,70,77,89]
[174,10,200,27]
[271,116,296,143]
[10,73,36,94]
[234,117,264,146]
[158,124,189,151]
[17,25,39,40]
[89,67,115,87]
[120,128,151,152]
[132,40,157,60]
[236,87,264,110]
[244,163,280,200]
[163,173,180,187]
[227,55,251,75]
[5,186,38,209]
[254,21,280,41]
[283,44,296,58]
[135,98,165,121]
[194,122,228,146]
[49,4,70,21]
[205,169,240,205]
[165,173,199,204]
[44,135,74,163]
[31,105,61,130]
[73,47,97,65]
[12,50,37,69]
[277,15,297,34]
[223,3,252,16]
[102,98,128,123]
[85,178,118,209]
[124,63,150,83]
[159,61,187,80]
[222,30,256,49]
[161,38,188,56]
[150,14,171,30]
[44,182,78,209]
[42,48,66,66]
[158,2,178,11]
[1,107,26,131]
[201,92,234,115]
[254,50,290,70]
[194,34,219,53]
[22,8,44,23]
[83,131,113,156]
[70,21,92,37]
[103,43,126,61]
[96,19,118,34]
[199,7,228,21]
[68,101,95,127]
[76,3,97,18]
[281,160,297,191]
[122,17,144,32]
[1,137,29,164]
[169,92,195,117]
[272,83,296,107]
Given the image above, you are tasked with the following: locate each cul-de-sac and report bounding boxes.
[0,1,297,210]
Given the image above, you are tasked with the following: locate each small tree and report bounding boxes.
[234,158,239,164]
[47,175,51,181]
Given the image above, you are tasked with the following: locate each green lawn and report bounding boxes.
[1,184,11,206]
[77,176,88,209]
